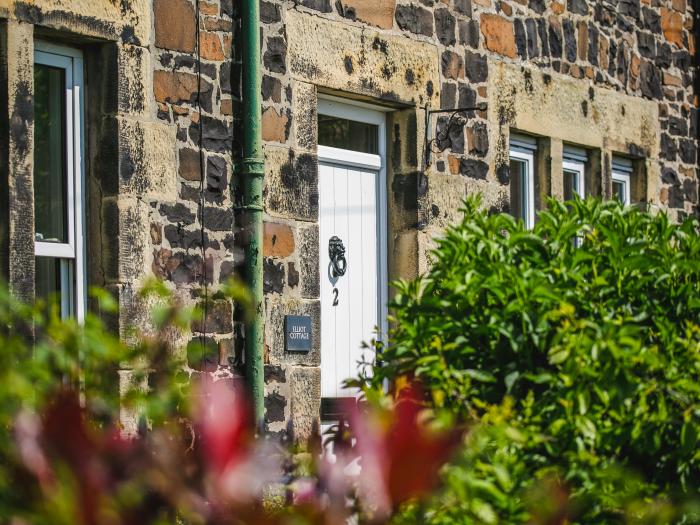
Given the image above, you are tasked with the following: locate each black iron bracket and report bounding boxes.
[425,103,488,166]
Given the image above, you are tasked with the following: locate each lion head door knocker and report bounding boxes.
[328,236,347,278]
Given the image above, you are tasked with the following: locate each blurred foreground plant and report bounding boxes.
[0,280,464,524]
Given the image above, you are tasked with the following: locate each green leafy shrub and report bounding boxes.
[372,197,700,523]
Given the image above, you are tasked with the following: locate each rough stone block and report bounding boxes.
[297,224,320,299]
[285,10,440,106]
[264,221,295,258]
[480,14,516,58]
[118,118,177,199]
[264,146,319,222]
[339,0,396,29]
[154,0,196,52]
[289,366,321,442]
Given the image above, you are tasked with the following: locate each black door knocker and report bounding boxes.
[329,236,347,278]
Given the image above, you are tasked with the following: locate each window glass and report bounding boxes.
[510,159,527,223]
[35,257,73,317]
[563,170,578,201]
[34,64,68,244]
[613,180,626,202]
[318,114,378,154]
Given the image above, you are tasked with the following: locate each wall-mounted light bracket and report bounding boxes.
[425,103,488,167]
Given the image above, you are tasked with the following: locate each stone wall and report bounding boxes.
[256,0,698,439]
[0,0,242,434]
[0,0,697,443]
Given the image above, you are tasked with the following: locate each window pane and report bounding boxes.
[613,181,626,204]
[510,159,526,222]
[34,64,68,244]
[36,257,73,318]
[318,114,378,154]
[563,169,578,201]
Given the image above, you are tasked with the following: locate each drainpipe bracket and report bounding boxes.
[241,157,265,177]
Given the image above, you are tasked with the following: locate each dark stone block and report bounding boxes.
[207,155,228,193]
[440,82,457,109]
[514,19,527,59]
[639,61,662,100]
[263,36,287,74]
[655,42,672,69]
[449,123,465,154]
[668,185,685,208]
[637,31,656,59]
[563,19,577,62]
[265,365,287,384]
[264,258,285,294]
[469,122,489,157]
[189,116,232,153]
[287,262,299,288]
[673,50,691,70]
[618,0,640,19]
[537,19,549,57]
[608,40,617,76]
[265,392,286,424]
[395,4,434,36]
[496,164,510,185]
[160,203,195,224]
[262,75,282,103]
[588,24,599,66]
[164,224,207,250]
[202,207,233,231]
[459,19,480,48]
[642,6,661,33]
[661,167,680,185]
[679,139,697,164]
[460,158,489,180]
[219,62,231,94]
[660,133,678,161]
[525,18,540,58]
[465,51,488,82]
[683,178,698,203]
[298,0,332,12]
[567,0,588,15]
[529,0,545,13]
[594,3,616,26]
[454,0,471,15]
[458,84,477,108]
[669,116,688,137]
[261,1,281,22]
[435,8,456,46]
[549,19,563,58]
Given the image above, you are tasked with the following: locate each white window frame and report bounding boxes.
[612,157,633,206]
[317,95,389,357]
[509,135,536,229]
[562,146,587,200]
[34,42,86,321]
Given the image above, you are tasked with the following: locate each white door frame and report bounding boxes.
[317,96,389,382]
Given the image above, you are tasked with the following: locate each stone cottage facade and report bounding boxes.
[0,0,697,439]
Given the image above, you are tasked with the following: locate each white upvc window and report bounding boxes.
[562,146,587,201]
[34,42,86,321]
[612,157,633,206]
[509,134,536,229]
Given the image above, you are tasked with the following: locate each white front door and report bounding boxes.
[318,98,388,401]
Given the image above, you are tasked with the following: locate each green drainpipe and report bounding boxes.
[241,0,265,428]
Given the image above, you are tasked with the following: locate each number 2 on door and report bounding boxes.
[332,288,339,306]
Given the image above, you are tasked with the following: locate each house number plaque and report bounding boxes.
[284,315,312,353]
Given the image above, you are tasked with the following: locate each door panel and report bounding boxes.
[319,162,379,399]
